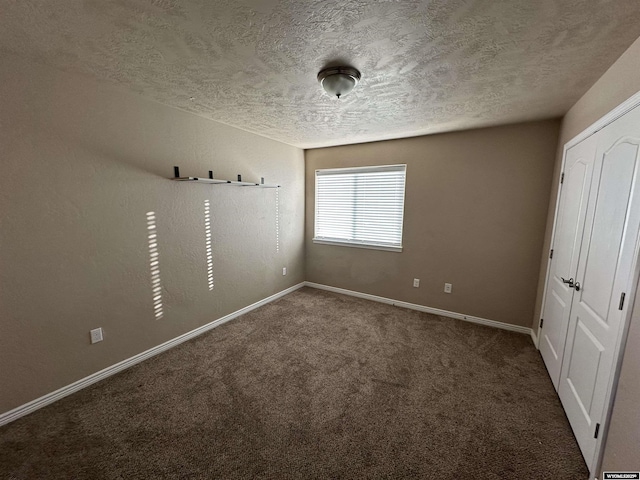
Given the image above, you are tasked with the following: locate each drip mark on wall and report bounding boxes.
[276,188,280,253]
[204,200,214,290]
[146,212,164,319]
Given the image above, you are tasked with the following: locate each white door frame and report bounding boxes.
[537,88,640,479]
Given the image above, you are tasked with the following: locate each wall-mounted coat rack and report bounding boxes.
[171,166,280,188]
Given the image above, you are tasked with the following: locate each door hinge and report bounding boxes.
[560,172,565,184]
[619,292,626,310]
[594,423,600,439]
[539,318,544,329]
[549,249,554,259]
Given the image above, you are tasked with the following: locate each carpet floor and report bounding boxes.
[0,287,588,479]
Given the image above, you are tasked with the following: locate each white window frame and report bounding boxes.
[313,164,407,252]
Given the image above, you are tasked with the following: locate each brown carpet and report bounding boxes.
[0,287,588,479]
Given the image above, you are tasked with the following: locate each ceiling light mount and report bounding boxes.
[317,66,361,99]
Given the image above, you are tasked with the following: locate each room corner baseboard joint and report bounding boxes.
[530,328,539,348]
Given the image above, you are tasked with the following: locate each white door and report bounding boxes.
[540,134,598,389]
[558,105,640,467]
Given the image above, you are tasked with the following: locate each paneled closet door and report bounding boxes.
[539,134,598,389]
[558,104,640,467]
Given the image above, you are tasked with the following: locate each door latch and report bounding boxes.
[561,277,581,291]
[561,277,575,288]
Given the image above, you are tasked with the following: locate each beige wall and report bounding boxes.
[530,36,640,475]
[0,53,305,414]
[305,120,560,327]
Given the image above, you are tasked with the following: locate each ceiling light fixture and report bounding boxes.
[317,66,361,99]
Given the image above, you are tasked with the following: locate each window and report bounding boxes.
[314,164,407,252]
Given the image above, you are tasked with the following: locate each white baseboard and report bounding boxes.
[530,328,539,349]
[1,280,534,426]
[0,282,305,427]
[304,282,532,336]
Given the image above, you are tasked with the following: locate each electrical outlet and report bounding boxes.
[444,283,452,294]
[282,267,287,276]
[90,327,103,344]
[413,278,420,288]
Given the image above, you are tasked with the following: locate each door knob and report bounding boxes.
[561,277,575,287]
[574,282,581,292]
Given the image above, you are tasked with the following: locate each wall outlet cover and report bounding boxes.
[413,278,420,287]
[282,267,287,276]
[444,283,452,294]
[90,328,103,344]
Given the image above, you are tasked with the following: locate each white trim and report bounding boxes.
[532,324,541,349]
[304,282,532,336]
[0,282,305,427]
[312,238,403,252]
[530,328,539,347]
[565,90,640,150]
[315,164,407,175]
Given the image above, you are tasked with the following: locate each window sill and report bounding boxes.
[312,238,403,252]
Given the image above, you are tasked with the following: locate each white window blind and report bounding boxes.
[314,164,406,252]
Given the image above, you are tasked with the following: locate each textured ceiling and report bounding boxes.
[2,1,640,148]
